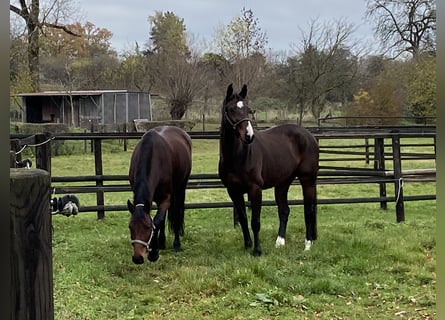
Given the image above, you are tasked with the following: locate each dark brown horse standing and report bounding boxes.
[218,84,319,256]
[127,126,192,264]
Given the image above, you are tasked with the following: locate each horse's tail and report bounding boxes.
[168,180,187,236]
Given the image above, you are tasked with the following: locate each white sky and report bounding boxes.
[13,0,379,56]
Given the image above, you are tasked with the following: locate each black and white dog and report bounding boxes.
[16,159,32,168]
[51,194,80,216]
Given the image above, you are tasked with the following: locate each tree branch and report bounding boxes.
[10,4,26,19]
[42,22,81,37]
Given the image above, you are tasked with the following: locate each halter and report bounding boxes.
[130,203,156,251]
[224,111,251,130]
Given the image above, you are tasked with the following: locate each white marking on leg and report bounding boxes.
[236,101,244,108]
[246,121,254,139]
[304,239,312,251]
[275,236,285,247]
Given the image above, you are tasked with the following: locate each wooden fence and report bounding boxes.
[10,168,53,320]
[10,126,436,223]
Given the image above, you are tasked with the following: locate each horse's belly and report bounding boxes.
[261,169,297,189]
[220,172,249,192]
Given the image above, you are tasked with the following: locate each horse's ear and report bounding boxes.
[240,84,247,99]
[127,199,135,214]
[226,83,233,100]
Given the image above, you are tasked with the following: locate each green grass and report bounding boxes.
[52,203,436,319]
[50,138,436,319]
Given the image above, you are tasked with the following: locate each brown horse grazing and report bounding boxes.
[127,126,192,264]
[218,84,319,256]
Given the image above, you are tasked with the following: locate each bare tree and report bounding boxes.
[365,0,436,59]
[157,53,207,120]
[287,18,361,122]
[10,0,81,91]
[117,44,157,93]
[212,7,268,89]
[147,11,207,120]
[214,7,267,61]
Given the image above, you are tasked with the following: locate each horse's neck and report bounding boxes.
[133,175,155,206]
[220,127,249,167]
[133,148,158,205]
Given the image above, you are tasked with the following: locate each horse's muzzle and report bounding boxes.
[244,133,254,144]
[244,121,254,144]
[132,255,144,264]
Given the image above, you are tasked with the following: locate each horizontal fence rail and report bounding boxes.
[10,126,436,222]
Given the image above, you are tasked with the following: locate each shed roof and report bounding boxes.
[13,90,152,97]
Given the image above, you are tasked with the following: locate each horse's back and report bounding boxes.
[141,125,190,149]
[153,126,192,181]
[255,124,318,185]
[131,126,192,184]
[262,124,316,146]
[152,125,191,141]
[258,124,318,159]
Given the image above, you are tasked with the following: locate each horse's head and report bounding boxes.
[127,200,158,264]
[223,83,255,144]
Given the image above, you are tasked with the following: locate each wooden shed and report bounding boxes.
[13,90,153,128]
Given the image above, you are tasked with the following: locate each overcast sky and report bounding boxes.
[75,0,378,55]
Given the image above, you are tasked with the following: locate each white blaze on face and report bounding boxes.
[246,121,254,139]
[236,100,253,140]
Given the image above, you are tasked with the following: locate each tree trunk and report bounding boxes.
[27,0,41,91]
[311,103,322,121]
[169,100,187,120]
[69,94,75,127]
[298,98,305,126]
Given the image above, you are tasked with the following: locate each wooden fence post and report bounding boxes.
[84,129,87,153]
[364,138,369,164]
[391,135,405,222]
[94,138,105,219]
[10,151,17,167]
[374,137,387,210]
[123,123,128,152]
[10,168,53,320]
[433,136,436,160]
[90,121,94,153]
[35,133,51,173]
[9,139,22,164]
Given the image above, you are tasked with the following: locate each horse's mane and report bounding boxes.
[132,131,158,214]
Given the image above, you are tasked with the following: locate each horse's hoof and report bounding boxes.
[304,239,313,251]
[253,249,262,257]
[148,252,159,262]
[275,236,285,247]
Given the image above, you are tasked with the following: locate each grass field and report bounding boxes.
[50,138,436,319]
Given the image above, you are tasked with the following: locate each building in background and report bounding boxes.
[12,90,153,128]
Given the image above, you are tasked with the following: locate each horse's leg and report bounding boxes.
[157,219,166,250]
[227,188,252,249]
[233,207,240,228]
[274,183,291,247]
[301,178,317,251]
[149,198,170,261]
[249,186,263,256]
[170,184,186,252]
[153,206,167,250]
